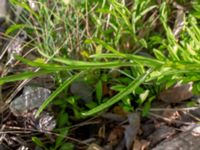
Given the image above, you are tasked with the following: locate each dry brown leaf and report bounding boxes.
[124,113,141,150]
[133,138,150,150]
[158,83,193,103]
[172,2,185,39]
[162,106,181,124]
[108,126,124,145]
[98,124,105,139]
[102,83,115,97]
[112,106,128,117]
[87,143,104,150]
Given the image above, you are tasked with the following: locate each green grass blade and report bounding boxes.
[15,55,69,71]
[6,24,27,35]
[126,54,164,67]
[16,55,133,70]
[32,137,46,149]
[10,0,38,18]
[35,72,83,117]
[0,70,53,85]
[52,57,131,68]
[135,5,157,22]
[90,53,164,67]
[81,69,152,117]
[86,38,124,56]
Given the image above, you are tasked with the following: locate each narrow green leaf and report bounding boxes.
[89,38,124,56]
[96,80,103,103]
[6,24,27,35]
[81,69,152,117]
[52,57,129,67]
[135,5,157,22]
[55,128,69,149]
[153,49,166,60]
[90,53,164,67]
[16,55,132,70]
[142,101,151,117]
[36,72,83,117]
[10,0,38,18]
[0,70,53,85]
[15,55,66,71]
[32,137,46,149]
[60,143,74,150]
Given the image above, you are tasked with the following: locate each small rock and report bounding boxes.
[152,125,200,150]
[9,86,56,132]
[37,110,56,132]
[0,144,9,150]
[70,81,93,103]
[9,86,51,116]
[147,125,176,147]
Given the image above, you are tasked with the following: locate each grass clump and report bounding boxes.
[1,0,200,149]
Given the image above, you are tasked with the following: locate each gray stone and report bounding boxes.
[0,144,9,150]
[9,86,51,116]
[70,81,93,103]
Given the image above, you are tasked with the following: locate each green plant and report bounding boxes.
[1,0,200,148]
